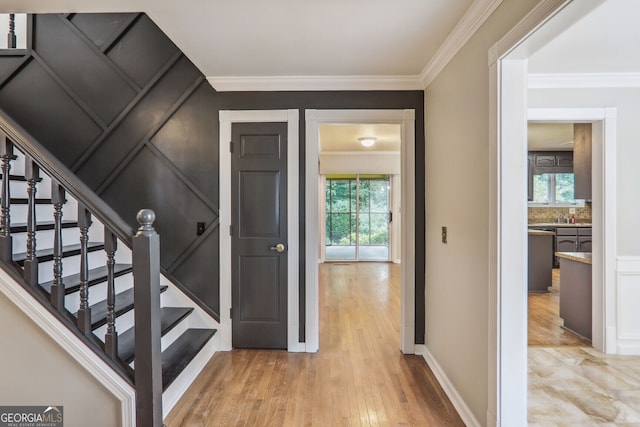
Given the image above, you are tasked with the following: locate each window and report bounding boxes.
[532,173,577,204]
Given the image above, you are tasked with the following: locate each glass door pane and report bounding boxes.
[325,179,356,260]
[359,178,389,261]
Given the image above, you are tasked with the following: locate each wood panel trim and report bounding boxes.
[0,54,32,91]
[31,52,107,130]
[166,217,219,273]
[100,13,141,54]
[95,75,206,195]
[57,14,141,92]
[70,51,183,172]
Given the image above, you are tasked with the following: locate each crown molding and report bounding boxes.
[207,75,423,92]
[529,72,640,88]
[420,0,504,87]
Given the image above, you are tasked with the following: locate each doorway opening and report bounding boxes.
[306,109,416,353]
[324,174,392,262]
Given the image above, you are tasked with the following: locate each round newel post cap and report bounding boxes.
[136,209,156,232]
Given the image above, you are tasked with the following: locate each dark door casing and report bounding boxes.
[231,122,288,349]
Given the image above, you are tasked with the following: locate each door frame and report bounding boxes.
[487,0,615,424]
[306,109,416,353]
[219,110,302,352]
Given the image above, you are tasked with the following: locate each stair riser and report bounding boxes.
[35,250,106,284]
[63,273,134,312]
[7,177,53,199]
[11,228,80,255]
[92,292,169,343]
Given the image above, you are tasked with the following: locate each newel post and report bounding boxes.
[133,209,163,427]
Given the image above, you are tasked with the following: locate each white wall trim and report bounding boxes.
[306,109,416,354]
[529,72,640,88]
[416,345,481,427]
[615,256,640,355]
[0,270,136,427]
[207,75,423,92]
[420,0,504,87]
[218,109,302,352]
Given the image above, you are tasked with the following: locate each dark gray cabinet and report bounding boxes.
[528,151,573,201]
[573,123,592,200]
[555,227,592,266]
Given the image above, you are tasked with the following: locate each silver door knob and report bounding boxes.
[270,243,285,253]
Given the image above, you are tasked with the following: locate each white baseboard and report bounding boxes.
[162,333,219,417]
[416,344,481,427]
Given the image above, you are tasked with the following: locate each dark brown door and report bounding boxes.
[231,122,288,349]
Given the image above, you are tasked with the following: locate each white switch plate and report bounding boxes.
[569,207,576,214]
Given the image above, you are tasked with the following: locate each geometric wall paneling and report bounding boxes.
[101,146,218,268]
[68,13,138,52]
[106,14,180,89]
[0,54,29,88]
[78,56,202,190]
[0,58,103,165]
[0,12,222,319]
[33,14,137,126]
[172,231,220,319]
[150,81,219,199]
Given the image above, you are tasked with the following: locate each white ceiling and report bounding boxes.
[319,124,401,153]
[529,0,640,74]
[1,0,478,86]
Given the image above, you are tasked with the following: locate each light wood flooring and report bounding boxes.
[528,268,590,347]
[165,263,464,426]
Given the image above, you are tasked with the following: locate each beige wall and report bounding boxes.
[424,0,540,423]
[0,292,122,427]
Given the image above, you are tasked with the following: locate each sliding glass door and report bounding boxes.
[325,175,390,261]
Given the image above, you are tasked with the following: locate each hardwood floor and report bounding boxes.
[528,269,591,347]
[165,263,464,426]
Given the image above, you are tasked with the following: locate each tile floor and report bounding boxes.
[529,346,640,425]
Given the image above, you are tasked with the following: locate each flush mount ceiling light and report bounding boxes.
[358,137,377,147]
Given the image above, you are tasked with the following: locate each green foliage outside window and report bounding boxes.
[533,173,575,203]
[326,177,389,247]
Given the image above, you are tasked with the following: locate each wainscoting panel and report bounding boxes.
[616,256,640,355]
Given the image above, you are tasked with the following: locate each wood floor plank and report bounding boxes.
[165,263,465,426]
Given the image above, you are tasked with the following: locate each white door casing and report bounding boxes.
[219,110,303,352]
[305,109,416,354]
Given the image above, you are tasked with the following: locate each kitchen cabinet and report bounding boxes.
[528,230,554,292]
[529,151,573,174]
[573,123,592,200]
[557,252,592,340]
[528,154,534,201]
[555,227,591,266]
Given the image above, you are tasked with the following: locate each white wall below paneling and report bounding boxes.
[616,257,640,355]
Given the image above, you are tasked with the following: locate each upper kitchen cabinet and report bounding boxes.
[573,123,592,200]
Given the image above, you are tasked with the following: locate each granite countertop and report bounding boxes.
[555,251,592,265]
[528,229,555,236]
[529,222,592,228]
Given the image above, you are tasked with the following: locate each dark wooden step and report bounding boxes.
[1,197,52,204]
[39,264,133,295]
[10,220,78,233]
[117,307,194,363]
[0,174,42,182]
[162,328,217,391]
[13,242,104,265]
[82,285,168,330]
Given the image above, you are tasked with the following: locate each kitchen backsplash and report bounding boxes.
[528,204,592,224]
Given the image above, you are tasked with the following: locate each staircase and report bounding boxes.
[0,112,219,424]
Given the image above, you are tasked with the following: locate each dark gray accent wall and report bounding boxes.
[0,13,425,344]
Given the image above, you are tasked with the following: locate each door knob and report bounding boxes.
[270,243,286,253]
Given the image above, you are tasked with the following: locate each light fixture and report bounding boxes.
[358,136,377,147]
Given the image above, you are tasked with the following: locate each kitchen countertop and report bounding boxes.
[528,229,555,236]
[529,222,592,228]
[555,251,592,265]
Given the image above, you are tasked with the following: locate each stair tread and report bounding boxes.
[162,328,217,391]
[40,263,133,294]
[0,174,42,182]
[1,197,52,204]
[80,284,168,330]
[13,242,104,265]
[117,307,195,363]
[10,220,78,233]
